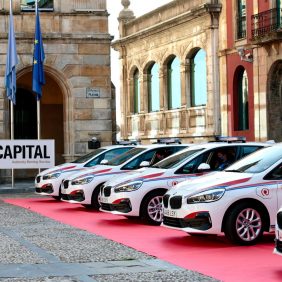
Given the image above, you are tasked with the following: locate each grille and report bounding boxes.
[163,194,169,208]
[163,216,182,228]
[63,180,69,189]
[169,196,182,209]
[103,186,111,197]
[101,203,112,211]
[36,176,41,183]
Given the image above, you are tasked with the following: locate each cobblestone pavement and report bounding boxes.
[0,191,219,282]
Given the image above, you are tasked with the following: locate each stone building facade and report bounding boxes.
[115,0,282,144]
[0,0,115,179]
[219,0,282,142]
[114,0,222,144]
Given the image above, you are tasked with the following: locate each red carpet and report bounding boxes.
[4,197,282,282]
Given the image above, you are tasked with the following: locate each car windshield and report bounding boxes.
[225,146,282,173]
[152,148,204,169]
[106,148,146,166]
[71,148,106,164]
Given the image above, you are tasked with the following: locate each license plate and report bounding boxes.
[163,209,177,218]
[100,196,108,203]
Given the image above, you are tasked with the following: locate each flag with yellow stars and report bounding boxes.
[32,3,45,99]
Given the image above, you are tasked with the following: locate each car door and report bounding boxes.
[264,162,282,227]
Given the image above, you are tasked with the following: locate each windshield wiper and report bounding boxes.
[224,169,243,173]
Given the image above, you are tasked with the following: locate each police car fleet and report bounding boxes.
[60,142,187,209]
[162,144,282,245]
[99,141,268,225]
[35,145,134,199]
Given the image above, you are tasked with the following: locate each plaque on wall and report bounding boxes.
[86,88,100,98]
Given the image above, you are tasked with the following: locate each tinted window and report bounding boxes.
[153,149,204,169]
[122,150,157,170]
[240,146,261,158]
[225,146,282,173]
[265,163,282,180]
[71,148,106,164]
[107,148,146,166]
[84,147,133,167]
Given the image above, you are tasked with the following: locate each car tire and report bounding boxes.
[52,186,62,201]
[224,202,264,245]
[141,191,166,225]
[90,185,102,210]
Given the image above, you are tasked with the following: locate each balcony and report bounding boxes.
[251,8,282,44]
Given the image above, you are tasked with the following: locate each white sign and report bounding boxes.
[86,88,100,98]
[0,140,55,169]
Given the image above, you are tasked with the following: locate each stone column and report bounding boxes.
[118,0,135,38]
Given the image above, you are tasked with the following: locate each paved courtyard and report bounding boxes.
[0,191,217,282]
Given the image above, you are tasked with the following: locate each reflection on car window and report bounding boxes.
[152,148,203,169]
[84,147,132,167]
[106,148,146,166]
[225,146,282,173]
[122,150,156,170]
[71,148,105,164]
[265,163,282,180]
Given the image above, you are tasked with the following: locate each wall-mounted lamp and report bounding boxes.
[237,47,253,63]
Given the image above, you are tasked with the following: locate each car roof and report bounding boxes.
[99,145,136,150]
[131,144,188,149]
[189,141,271,149]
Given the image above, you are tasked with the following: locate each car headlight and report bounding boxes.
[187,188,225,204]
[71,176,94,185]
[114,181,143,193]
[42,172,61,180]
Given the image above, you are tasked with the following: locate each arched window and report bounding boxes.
[235,69,249,130]
[133,69,140,114]
[167,57,181,110]
[190,49,207,107]
[148,63,160,112]
[237,0,246,39]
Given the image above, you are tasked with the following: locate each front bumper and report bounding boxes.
[100,198,132,214]
[35,184,54,195]
[35,175,62,196]
[61,190,85,202]
[163,212,212,230]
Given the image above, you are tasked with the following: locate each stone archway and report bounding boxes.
[267,60,282,142]
[16,67,68,166]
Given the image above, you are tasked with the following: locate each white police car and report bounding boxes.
[162,144,282,245]
[99,141,268,225]
[274,206,282,255]
[35,145,134,199]
[60,143,187,209]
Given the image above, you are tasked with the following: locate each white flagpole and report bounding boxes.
[10,0,14,188]
[35,0,41,175]
[10,100,14,188]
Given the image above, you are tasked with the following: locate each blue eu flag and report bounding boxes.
[5,0,18,105]
[32,4,45,100]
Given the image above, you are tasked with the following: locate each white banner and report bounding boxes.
[0,140,55,169]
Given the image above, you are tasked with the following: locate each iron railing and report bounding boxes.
[252,8,282,38]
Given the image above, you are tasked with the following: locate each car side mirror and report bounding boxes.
[197,163,211,171]
[100,159,109,165]
[140,161,150,167]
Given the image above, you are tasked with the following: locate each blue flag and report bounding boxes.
[32,3,45,100]
[5,0,18,105]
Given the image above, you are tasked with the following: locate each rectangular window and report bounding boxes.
[237,0,246,39]
[21,0,54,11]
